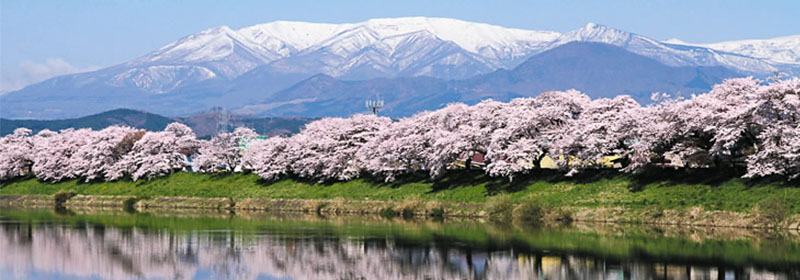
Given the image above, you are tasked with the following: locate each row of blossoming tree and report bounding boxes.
[1,77,798,183]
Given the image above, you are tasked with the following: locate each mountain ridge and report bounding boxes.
[664,34,800,65]
[236,42,740,118]
[1,17,797,119]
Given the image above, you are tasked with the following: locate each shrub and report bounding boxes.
[486,194,514,219]
[53,190,76,206]
[430,207,445,218]
[122,197,138,212]
[552,207,574,223]
[757,197,788,226]
[513,197,544,223]
[304,200,329,214]
[400,208,415,219]
[379,207,398,218]
[397,194,425,218]
[426,201,445,218]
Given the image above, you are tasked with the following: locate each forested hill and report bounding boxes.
[1,109,174,136]
[0,108,310,138]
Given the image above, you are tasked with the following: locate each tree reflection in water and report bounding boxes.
[0,209,797,280]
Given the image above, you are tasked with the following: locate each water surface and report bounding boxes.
[0,207,798,279]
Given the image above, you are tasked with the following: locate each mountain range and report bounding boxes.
[2,17,798,119]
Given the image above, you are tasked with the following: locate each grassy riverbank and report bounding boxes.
[1,169,798,215]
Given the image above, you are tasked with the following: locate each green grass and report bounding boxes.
[1,168,798,214]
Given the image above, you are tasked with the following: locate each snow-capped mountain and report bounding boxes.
[664,35,800,66]
[45,17,561,97]
[130,26,277,78]
[229,17,560,69]
[547,23,777,74]
[2,17,799,119]
[105,19,791,95]
[263,29,503,80]
[125,17,560,84]
[235,42,741,118]
[102,26,279,94]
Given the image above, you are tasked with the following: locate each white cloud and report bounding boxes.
[0,58,100,94]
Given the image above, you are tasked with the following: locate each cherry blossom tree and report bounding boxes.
[68,126,138,182]
[743,78,800,178]
[109,123,200,181]
[242,136,292,180]
[358,115,432,181]
[3,78,799,183]
[419,103,483,178]
[661,77,798,177]
[485,90,590,178]
[360,100,504,181]
[745,123,800,178]
[554,95,643,173]
[194,127,257,173]
[0,128,34,180]
[676,78,761,166]
[647,94,711,169]
[31,128,91,182]
[287,114,391,181]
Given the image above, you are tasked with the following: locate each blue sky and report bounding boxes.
[1,0,799,91]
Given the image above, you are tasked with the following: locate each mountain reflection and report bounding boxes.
[0,210,797,280]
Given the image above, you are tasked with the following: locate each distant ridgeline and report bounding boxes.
[0,108,311,138]
[3,17,799,120]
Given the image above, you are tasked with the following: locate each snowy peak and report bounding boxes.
[550,22,667,50]
[263,27,492,80]
[132,25,280,77]
[667,35,800,65]
[357,17,560,54]
[544,23,777,73]
[196,17,562,79]
[140,26,248,63]
[313,25,385,56]
[663,38,688,45]
[237,21,346,54]
[137,17,561,68]
[559,22,635,45]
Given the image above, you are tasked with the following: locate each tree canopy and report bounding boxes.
[1,77,798,182]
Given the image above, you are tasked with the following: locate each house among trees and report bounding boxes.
[451,152,486,169]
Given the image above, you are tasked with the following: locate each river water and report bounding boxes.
[0,207,798,280]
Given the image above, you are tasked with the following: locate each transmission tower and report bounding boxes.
[365,98,384,115]
[215,107,231,133]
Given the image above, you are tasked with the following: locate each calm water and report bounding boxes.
[0,207,798,280]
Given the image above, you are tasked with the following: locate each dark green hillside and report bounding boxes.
[1,108,311,137]
[1,108,174,135]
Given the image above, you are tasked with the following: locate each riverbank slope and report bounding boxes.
[1,170,798,228]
